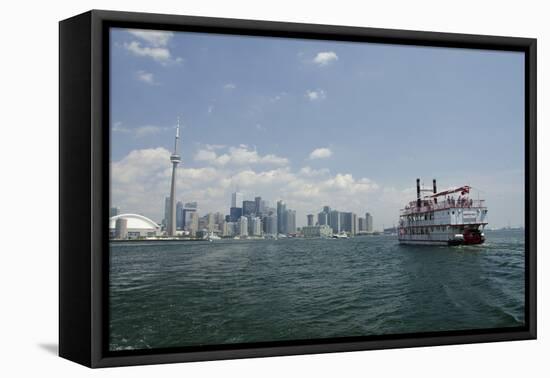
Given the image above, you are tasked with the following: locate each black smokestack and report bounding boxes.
[416,178,421,208]
[433,179,437,193]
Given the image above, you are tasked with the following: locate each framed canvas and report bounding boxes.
[59,10,537,368]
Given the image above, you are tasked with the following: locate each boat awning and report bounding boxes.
[428,186,471,198]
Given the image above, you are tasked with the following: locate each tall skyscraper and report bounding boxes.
[188,212,199,236]
[250,216,262,236]
[318,211,328,226]
[242,200,256,216]
[277,200,286,234]
[318,205,330,226]
[167,120,181,236]
[110,207,120,217]
[239,216,248,237]
[307,214,314,226]
[341,212,352,234]
[182,207,197,231]
[231,191,243,208]
[176,201,184,230]
[254,196,264,216]
[264,214,277,235]
[358,217,366,232]
[329,210,340,234]
[365,212,374,233]
[230,207,243,222]
[206,213,216,232]
[286,210,296,234]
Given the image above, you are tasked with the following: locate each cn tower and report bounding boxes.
[168,118,181,236]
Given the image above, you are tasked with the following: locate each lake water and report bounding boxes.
[109,230,525,351]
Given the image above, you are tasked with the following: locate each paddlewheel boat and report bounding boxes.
[398,179,488,245]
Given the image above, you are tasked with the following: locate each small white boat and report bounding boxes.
[206,232,221,241]
[332,232,349,239]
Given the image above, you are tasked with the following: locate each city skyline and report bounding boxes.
[110,28,525,228]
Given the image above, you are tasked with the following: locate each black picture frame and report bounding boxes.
[59,9,537,368]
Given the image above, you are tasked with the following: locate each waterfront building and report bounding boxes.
[242,200,256,216]
[317,211,328,226]
[365,212,373,233]
[206,213,216,232]
[254,196,265,216]
[176,201,184,230]
[222,221,237,237]
[196,230,210,239]
[358,217,366,232]
[341,212,352,235]
[318,205,330,226]
[110,207,120,217]
[167,121,181,236]
[277,200,287,234]
[264,214,278,235]
[260,200,269,214]
[188,212,199,236]
[198,215,208,231]
[114,218,127,239]
[302,224,332,238]
[182,207,197,230]
[231,191,243,208]
[329,210,340,234]
[250,216,262,236]
[163,196,170,228]
[286,209,296,234]
[214,212,225,230]
[109,214,160,239]
[230,207,243,222]
[339,212,358,235]
[307,214,314,226]
[239,216,249,237]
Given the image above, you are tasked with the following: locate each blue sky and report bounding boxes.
[110,27,525,228]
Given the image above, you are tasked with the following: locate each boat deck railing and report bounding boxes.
[400,199,486,215]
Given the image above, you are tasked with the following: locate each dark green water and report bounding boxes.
[109,230,525,351]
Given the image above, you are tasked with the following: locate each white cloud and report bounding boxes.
[194,149,218,162]
[134,125,166,137]
[136,70,157,85]
[124,29,182,64]
[299,166,330,177]
[305,89,326,101]
[309,147,332,160]
[224,83,236,90]
[124,41,172,62]
[313,51,338,66]
[112,123,168,138]
[204,144,226,150]
[194,145,288,166]
[127,29,174,46]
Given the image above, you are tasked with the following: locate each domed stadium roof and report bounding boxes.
[109,214,160,230]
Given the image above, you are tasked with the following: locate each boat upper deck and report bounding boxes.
[400,198,486,216]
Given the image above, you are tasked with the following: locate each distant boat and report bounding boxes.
[206,232,221,242]
[332,232,349,239]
